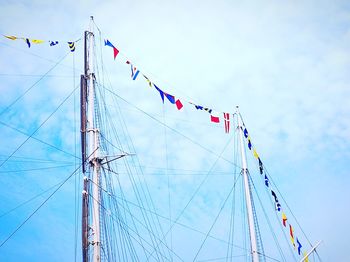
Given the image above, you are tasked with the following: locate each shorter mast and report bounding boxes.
[236,106,260,262]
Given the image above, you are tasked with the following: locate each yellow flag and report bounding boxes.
[253,149,259,159]
[143,75,152,87]
[303,251,309,262]
[31,39,44,44]
[290,235,295,248]
[4,35,17,40]
[282,212,287,227]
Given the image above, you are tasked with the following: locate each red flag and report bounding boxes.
[104,39,119,59]
[289,224,296,247]
[210,115,220,123]
[113,47,119,59]
[223,112,230,133]
[175,99,183,110]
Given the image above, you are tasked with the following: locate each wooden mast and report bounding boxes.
[81,16,101,262]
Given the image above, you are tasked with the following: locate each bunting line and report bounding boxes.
[101,35,308,259]
[5,33,309,258]
[241,123,306,257]
[100,39,233,127]
[3,35,77,51]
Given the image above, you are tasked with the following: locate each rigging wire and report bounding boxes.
[0,73,79,78]
[104,102,223,130]
[0,85,79,169]
[101,84,239,168]
[162,104,173,261]
[192,175,239,261]
[72,48,79,262]
[240,169,248,262]
[239,113,314,248]
[248,173,290,262]
[0,39,82,72]
[0,120,80,159]
[226,123,239,262]
[0,165,81,248]
[0,180,63,219]
[89,190,181,262]
[0,164,75,173]
[97,83,172,260]
[0,154,73,164]
[147,135,235,259]
[0,51,71,117]
[95,39,171,260]
[94,176,283,262]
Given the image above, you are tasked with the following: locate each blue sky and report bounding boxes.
[0,0,350,261]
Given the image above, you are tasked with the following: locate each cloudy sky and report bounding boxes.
[0,0,349,261]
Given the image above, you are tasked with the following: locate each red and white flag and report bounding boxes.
[210,114,220,123]
[223,112,230,133]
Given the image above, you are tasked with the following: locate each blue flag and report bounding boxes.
[244,128,248,138]
[297,238,302,255]
[264,174,269,187]
[154,84,164,103]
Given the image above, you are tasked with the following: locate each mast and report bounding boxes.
[81,16,102,262]
[236,106,260,262]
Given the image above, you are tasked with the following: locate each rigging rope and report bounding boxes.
[0,52,71,117]
[0,165,81,248]
[0,85,79,169]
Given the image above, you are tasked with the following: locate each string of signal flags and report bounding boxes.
[105,37,309,260]
[104,39,232,134]
[3,35,77,52]
[3,34,310,260]
[3,34,231,133]
[243,126,309,260]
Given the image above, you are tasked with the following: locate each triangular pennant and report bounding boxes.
[264,174,269,187]
[253,149,259,159]
[297,238,302,255]
[258,157,263,174]
[153,84,164,103]
[25,38,31,48]
[143,75,152,87]
[104,39,119,59]
[204,107,213,114]
[165,93,175,104]
[243,128,248,138]
[271,190,281,211]
[289,225,296,248]
[4,35,17,40]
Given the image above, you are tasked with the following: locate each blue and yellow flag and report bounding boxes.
[68,42,75,52]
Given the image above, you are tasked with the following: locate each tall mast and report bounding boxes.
[236,106,260,262]
[81,16,101,262]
